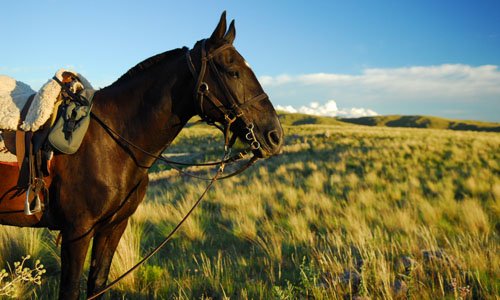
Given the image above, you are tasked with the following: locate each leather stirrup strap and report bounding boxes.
[15,131,25,170]
[15,93,36,170]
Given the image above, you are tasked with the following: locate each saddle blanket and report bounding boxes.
[0,69,93,132]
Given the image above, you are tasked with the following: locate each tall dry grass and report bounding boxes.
[1,123,499,299]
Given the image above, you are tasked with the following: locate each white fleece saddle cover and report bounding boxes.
[0,69,93,132]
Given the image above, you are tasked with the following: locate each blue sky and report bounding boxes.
[1,1,499,121]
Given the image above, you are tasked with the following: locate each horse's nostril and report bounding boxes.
[267,130,281,147]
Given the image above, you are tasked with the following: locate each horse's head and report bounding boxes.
[188,12,283,158]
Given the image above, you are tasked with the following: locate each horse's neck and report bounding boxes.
[93,60,195,160]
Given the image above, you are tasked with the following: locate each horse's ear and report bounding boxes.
[210,11,227,41]
[224,20,236,44]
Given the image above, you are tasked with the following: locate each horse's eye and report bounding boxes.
[227,70,239,79]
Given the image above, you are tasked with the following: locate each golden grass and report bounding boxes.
[1,123,499,299]
[109,220,143,291]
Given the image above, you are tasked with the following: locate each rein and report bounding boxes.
[87,160,225,300]
[86,42,263,298]
[90,111,258,180]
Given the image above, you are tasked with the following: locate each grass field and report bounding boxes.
[338,115,500,132]
[1,122,499,299]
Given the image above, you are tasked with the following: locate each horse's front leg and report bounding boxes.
[86,218,129,298]
[87,176,148,298]
[59,229,94,300]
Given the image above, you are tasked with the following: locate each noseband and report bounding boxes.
[185,40,268,151]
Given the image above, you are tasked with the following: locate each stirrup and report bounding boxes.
[24,186,42,215]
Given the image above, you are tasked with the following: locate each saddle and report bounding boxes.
[2,94,52,215]
[1,71,94,215]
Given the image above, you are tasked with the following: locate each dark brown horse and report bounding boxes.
[0,12,283,299]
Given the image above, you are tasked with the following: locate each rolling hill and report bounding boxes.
[277,112,346,126]
[339,115,500,132]
[278,111,500,132]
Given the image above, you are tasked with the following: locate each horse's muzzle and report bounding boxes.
[254,127,284,158]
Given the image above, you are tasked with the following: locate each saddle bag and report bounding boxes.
[48,89,95,154]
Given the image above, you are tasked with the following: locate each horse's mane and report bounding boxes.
[112,48,185,85]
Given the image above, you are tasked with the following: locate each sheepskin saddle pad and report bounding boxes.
[0,69,93,132]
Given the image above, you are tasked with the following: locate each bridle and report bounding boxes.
[185,39,269,152]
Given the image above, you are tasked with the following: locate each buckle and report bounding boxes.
[251,140,261,150]
[245,123,255,141]
[199,82,209,94]
[225,114,237,124]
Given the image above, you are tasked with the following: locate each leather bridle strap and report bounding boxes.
[185,40,268,135]
[186,41,236,122]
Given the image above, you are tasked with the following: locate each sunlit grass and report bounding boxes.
[1,123,499,299]
[109,220,143,292]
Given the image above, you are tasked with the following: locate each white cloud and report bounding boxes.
[261,64,500,122]
[259,74,293,86]
[276,105,298,113]
[276,99,378,118]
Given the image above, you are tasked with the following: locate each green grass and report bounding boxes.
[339,115,500,132]
[277,112,346,126]
[1,123,499,299]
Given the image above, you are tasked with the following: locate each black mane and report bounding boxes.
[112,47,185,85]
